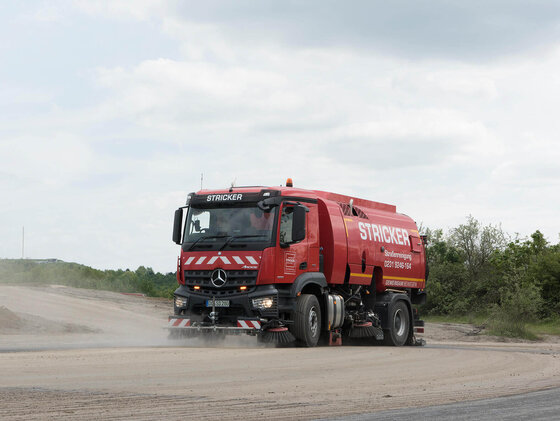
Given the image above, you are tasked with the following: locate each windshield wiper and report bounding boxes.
[219,235,268,251]
[188,235,230,251]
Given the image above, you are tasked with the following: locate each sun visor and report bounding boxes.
[189,189,280,208]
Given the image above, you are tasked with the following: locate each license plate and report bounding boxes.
[206,299,230,308]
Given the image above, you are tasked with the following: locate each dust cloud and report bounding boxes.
[0,284,272,352]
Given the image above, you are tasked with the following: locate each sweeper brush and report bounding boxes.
[348,322,384,340]
[260,327,296,344]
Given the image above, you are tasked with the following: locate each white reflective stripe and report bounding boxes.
[207,256,219,264]
[233,256,244,264]
[238,320,260,329]
[196,257,206,265]
[246,256,258,265]
[168,318,190,327]
[220,256,231,264]
[185,257,195,265]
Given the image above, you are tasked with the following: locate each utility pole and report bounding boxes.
[201,173,204,190]
[22,226,24,259]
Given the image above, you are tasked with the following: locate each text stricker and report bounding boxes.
[358,222,411,246]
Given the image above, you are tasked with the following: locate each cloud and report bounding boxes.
[71,0,167,21]
[165,0,560,60]
[67,0,560,60]
[0,134,93,187]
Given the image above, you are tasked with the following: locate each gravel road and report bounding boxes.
[1,285,559,420]
[328,387,560,421]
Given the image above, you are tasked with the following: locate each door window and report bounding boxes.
[279,206,294,244]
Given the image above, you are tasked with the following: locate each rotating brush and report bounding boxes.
[348,322,383,339]
[260,327,296,344]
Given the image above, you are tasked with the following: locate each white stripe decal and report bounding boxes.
[187,255,260,266]
[237,320,261,329]
[168,318,191,328]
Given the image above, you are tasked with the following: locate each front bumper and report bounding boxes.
[173,284,286,322]
[168,315,264,335]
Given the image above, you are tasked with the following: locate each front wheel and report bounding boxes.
[383,300,410,346]
[292,294,321,347]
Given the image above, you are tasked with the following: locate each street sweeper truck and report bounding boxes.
[169,179,426,347]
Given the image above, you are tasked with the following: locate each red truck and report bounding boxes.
[169,180,426,347]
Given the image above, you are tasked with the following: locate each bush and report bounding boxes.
[421,220,560,339]
[487,283,542,339]
[528,251,560,317]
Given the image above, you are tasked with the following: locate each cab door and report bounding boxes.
[274,202,309,284]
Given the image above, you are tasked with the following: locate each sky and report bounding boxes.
[1,1,560,273]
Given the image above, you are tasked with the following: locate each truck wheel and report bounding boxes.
[383,300,410,346]
[292,294,321,347]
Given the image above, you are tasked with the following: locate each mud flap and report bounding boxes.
[329,329,342,346]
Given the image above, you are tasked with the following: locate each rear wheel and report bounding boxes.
[383,300,410,346]
[292,294,321,347]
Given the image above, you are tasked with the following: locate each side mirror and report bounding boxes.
[173,208,183,244]
[257,196,281,211]
[291,205,306,243]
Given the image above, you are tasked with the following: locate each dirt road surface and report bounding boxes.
[1,285,560,420]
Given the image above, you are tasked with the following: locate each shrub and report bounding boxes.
[487,283,542,339]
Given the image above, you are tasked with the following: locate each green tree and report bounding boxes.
[449,215,506,279]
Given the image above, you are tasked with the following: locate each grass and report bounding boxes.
[527,318,560,336]
[423,313,489,326]
[486,318,539,340]
[423,313,560,341]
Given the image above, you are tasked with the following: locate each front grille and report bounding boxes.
[185,270,258,295]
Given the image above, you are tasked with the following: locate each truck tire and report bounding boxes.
[292,294,321,347]
[383,300,410,346]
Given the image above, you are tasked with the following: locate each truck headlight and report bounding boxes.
[174,296,188,308]
[252,296,275,310]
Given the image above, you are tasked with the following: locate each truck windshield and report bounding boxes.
[183,206,277,250]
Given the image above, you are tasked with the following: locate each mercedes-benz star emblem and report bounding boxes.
[210,269,227,288]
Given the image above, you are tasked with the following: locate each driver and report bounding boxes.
[250,209,273,231]
[212,212,230,234]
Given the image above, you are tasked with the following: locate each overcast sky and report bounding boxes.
[1,1,560,272]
